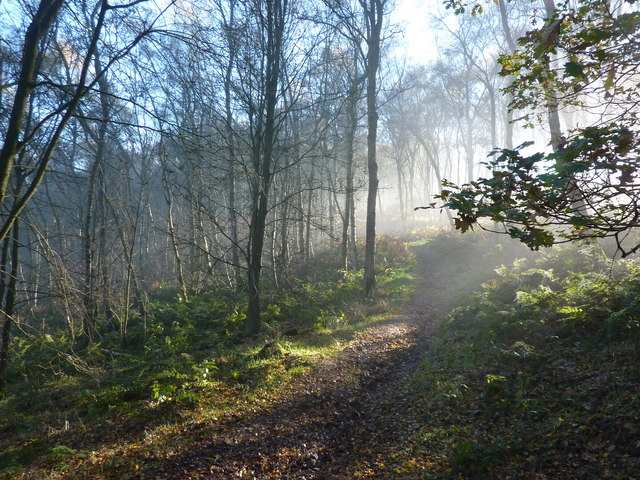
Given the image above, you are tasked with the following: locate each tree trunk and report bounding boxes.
[542,0,563,150]
[363,0,384,298]
[0,0,64,207]
[395,151,406,229]
[0,0,118,245]
[221,0,242,287]
[166,191,188,302]
[417,137,454,227]
[245,0,287,335]
[341,83,358,271]
[0,234,11,393]
[81,146,100,345]
[498,0,516,150]
[0,218,20,392]
[341,62,366,271]
[304,158,316,262]
[78,45,114,345]
[296,164,305,257]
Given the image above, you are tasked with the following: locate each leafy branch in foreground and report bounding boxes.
[498,0,640,127]
[432,126,639,256]
[429,0,640,257]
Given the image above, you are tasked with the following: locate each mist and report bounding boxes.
[3,1,640,477]
[0,0,638,351]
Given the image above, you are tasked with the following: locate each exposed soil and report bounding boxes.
[132,246,450,479]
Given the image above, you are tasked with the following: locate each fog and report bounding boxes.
[0,0,637,341]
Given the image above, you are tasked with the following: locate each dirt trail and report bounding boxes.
[154,246,452,479]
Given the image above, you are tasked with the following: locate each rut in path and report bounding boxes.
[157,247,452,479]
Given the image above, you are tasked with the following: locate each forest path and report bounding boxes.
[152,244,454,479]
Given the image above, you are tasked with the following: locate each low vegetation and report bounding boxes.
[367,235,640,479]
[0,236,415,478]
[2,231,639,479]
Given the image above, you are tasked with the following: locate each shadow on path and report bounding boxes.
[68,245,452,480]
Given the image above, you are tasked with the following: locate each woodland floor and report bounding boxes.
[16,245,447,480]
[125,246,449,480]
[9,239,640,479]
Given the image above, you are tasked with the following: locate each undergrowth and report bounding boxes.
[6,230,637,479]
[394,236,640,479]
[0,236,415,478]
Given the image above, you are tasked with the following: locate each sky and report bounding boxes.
[393,0,442,64]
